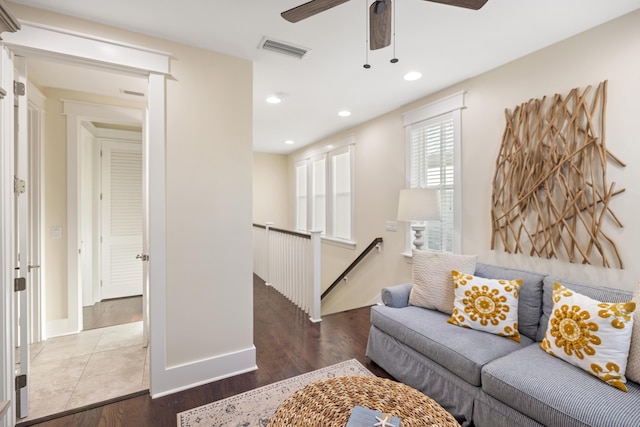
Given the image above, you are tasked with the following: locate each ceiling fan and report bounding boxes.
[282,0,488,50]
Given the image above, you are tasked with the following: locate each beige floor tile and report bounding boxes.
[29,341,46,361]
[26,321,147,420]
[94,323,144,352]
[31,339,98,364]
[83,345,146,378]
[142,363,150,388]
[22,384,74,422]
[29,354,89,389]
[65,366,145,409]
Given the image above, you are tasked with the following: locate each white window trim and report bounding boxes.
[293,133,355,162]
[403,92,465,256]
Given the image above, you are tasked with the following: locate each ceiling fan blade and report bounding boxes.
[370,0,391,50]
[282,0,352,23]
[424,0,488,10]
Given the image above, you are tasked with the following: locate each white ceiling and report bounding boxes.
[10,0,640,154]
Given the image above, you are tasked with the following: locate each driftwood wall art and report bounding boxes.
[491,80,626,268]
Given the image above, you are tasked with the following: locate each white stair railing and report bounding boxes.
[252,224,322,322]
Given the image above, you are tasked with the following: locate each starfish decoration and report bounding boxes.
[374,414,394,427]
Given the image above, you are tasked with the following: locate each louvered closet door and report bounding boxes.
[101,140,143,300]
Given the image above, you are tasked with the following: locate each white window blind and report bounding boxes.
[332,149,351,240]
[296,163,308,231]
[404,91,464,254]
[408,115,454,252]
[311,157,326,232]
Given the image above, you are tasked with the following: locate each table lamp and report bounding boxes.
[397,188,441,251]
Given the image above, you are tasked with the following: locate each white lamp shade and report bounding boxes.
[397,188,441,222]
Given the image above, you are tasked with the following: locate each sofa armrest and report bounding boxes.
[381,283,413,308]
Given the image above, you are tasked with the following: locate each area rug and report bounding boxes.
[177,359,374,426]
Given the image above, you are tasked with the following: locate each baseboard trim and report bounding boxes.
[151,346,257,398]
[45,318,78,339]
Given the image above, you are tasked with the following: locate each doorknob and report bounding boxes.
[28,264,40,272]
[136,254,149,261]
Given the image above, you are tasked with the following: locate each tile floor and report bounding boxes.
[20,321,149,422]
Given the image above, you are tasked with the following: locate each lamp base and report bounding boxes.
[411,224,426,251]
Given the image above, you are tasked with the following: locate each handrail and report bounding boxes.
[252,223,311,239]
[321,237,383,300]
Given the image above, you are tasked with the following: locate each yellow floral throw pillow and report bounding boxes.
[540,282,636,392]
[447,271,522,342]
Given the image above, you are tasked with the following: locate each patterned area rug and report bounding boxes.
[177,359,374,426]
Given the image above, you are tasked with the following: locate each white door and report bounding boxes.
[14,56,30,419]
[100,140,143,300]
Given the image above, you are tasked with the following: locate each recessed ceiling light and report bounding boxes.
[266,95,282,104]
[403,71,422,81]
[285,140,295,145]
[338,110,351,117]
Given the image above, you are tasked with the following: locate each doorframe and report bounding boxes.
[62,100,144,335]
[27,82,45,344]
[0,45,15,427]
[1,21,170,424]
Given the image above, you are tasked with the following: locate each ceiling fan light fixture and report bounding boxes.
[403,71,422,81]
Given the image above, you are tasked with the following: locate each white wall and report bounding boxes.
[252,152,289,227]
[286,10,640,315]
[10,2,255,396]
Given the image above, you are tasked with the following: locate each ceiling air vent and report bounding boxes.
[259,37,309,59]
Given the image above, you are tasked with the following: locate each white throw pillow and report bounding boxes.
[540,282,636,391]
[448,271,522,342]
[625,283,640,383]
[409,250,477,314]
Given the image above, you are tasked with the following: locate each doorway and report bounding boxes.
[80,122,145,331]
[1,21,169,426]
[19,60,149,422]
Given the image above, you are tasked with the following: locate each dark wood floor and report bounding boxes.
[82,296,143,330]
[22,275,390,427]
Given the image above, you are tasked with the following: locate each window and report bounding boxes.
[311,157,326,232]
[295,163,307,230]
[332,148,351,240]
[404,92,464,253]
[295,137,355,242]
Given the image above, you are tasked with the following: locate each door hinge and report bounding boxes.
[14,277,26,292]
[13,81,25,96]
[14,176,25,194]
[15,374,26,391]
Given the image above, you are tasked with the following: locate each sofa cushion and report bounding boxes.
[448,271,522,342]
[537,276,634,342]
[409,250,477,314]
[626,283,640,383]
[540,282,635,391]
[474,263,545,341]
[482,344,640,427]
[370,304,533,386]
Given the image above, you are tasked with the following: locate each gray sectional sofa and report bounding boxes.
[365,263,639,427]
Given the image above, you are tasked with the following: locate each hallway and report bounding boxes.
[20,298,147,423]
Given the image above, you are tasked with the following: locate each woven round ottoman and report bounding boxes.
[267,375,460,426]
